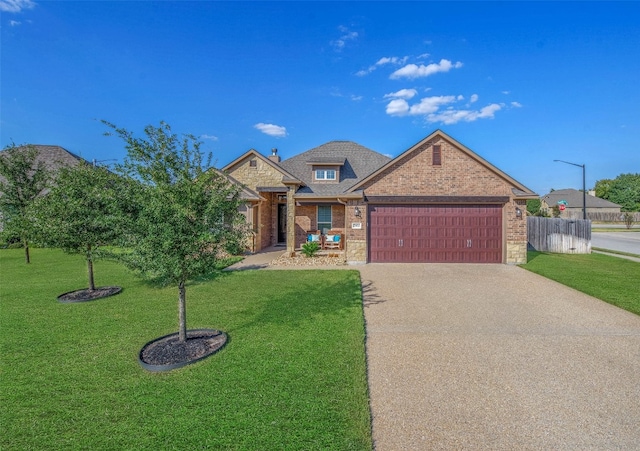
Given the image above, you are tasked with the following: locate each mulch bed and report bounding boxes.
[139,329,227,370]
[57,286,122,303]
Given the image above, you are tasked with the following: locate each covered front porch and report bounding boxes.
[283,191,367,263]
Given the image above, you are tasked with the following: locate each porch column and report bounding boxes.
[286,185,296,256]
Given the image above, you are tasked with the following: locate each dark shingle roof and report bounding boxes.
[279,141,391,196]
[6,145,87,172]
[542,188,621,209]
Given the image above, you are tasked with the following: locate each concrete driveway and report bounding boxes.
[359,263,640,450]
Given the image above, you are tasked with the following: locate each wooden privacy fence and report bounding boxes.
[527,217,591,253]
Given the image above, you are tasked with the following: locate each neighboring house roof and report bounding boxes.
[0,144,88,190]
[350,130,538,197]
[541,188,621,209]
[279,141,392,197]
[16,144,87,171]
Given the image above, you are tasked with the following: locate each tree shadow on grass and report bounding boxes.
[230,270,364,332]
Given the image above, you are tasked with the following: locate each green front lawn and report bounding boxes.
[523,251,640,315]
[0,249,371,450]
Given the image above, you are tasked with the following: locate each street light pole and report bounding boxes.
[554,159,587,220]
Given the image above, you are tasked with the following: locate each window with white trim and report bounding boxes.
[317,205,332,234]
[315,169,336,180]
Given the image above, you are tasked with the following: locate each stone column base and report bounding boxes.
[346,240,367,264]
[506,241,527,264]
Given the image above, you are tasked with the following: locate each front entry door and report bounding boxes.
[277,203,287,244]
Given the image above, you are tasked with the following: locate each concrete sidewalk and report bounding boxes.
[223,246,286,271]
[360,263,640,450]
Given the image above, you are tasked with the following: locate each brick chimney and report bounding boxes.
[268,148,281,163]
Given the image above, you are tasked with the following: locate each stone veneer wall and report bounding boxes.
[346,240,367,264]
[228,155,287,188]
[226,155,289,252]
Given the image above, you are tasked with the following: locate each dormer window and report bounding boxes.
[307,158,345,183]
[315,169,336,180]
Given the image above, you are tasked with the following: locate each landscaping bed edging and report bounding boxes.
[138,328,228,372]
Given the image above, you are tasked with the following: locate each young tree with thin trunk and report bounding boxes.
[33,161,128,291]
[105,121,245,342]
[0,144,51,263]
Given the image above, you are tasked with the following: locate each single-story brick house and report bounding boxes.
[223,130,537,264]
[540,188,621,220]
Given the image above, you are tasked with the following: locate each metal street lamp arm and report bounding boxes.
[553,159,584,169]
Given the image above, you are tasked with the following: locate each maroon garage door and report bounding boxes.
[369,204,503,263]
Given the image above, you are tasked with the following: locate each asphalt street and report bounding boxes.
[592,231,640,255]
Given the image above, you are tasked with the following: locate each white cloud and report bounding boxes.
[376,56,408,66]
[350,95,363,101]
[386,95,457,117]
[511,101,522,108]
[426,103,503,124]
[331,26,358,52]
[356,56,407,76]
[385,93,506,124]
[10,19,21,26]
[385,99,410,116]
[502,90,511,95]
[408,96,458,115]
[384,88,418,100]
[200,134,218,141]
[0,0,36,12]
[390,59,463,80]
[417,53,430,59]
[254,123,287,138]
[470,94,479,103]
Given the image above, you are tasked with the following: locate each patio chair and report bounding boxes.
[323,230,343,250]
[306,231,323,248]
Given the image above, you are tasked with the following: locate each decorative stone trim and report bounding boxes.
[506,241,527,264]
[346,239,367,264]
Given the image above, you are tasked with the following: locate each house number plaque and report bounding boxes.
[351,222,362,229]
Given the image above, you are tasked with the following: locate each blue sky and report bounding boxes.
[2,1,639,196]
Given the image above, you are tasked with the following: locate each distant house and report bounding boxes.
[6,144,88,172]
[0,145,91,231]
[540,188,621,219]
[224,130,538,264]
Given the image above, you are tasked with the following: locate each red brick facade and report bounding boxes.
[355,135,531,263]
[224,132,535,264]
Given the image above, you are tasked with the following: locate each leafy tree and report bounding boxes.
[594,173,640,212]
[0,143,51,263]
[526,199,541,216]
[608,173,640,212]
[105,121,245,342]
[594,178,613,199]
[33,162,130,290]
[623,212,635,229]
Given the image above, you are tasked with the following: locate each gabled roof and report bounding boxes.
[222,148,301,184]
[280,141,391,197]
[350,130,538,197]
[541,188,621,209]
